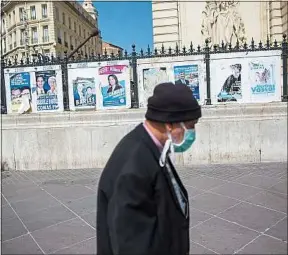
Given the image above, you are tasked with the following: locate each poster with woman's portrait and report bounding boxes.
[32,68,63,112]
[97,60,131,109]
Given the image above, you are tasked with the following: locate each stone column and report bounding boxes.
[269,1,283,42]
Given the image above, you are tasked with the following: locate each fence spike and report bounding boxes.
[274,39,278,48]
[221,40,224,50]
[168,46,172,55]
[161,44,165,54]
[251,37,255,49]
[197,45,201,52]
[259,41,263,49]
[147,45,151,55]
[190,42,193,53]
[140,48,144,57]
[154,47,158,55]
[236,39,240,50]
[182,46,186,54]
[124,50,128,58]
[228,42,232,50]
[283,34,287,43]
[266,35,270,48]
[213,44,217,52]
[175,43,179,54]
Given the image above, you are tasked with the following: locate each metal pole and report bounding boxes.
[282,34,287,102]
[204,39,211,105]
[131,44,139,108]
[67,28,99,60]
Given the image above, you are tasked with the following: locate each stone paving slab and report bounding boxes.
[1,162,287,254]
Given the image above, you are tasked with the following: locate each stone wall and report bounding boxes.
[1,103,287,171]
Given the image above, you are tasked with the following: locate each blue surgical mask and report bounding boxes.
[172,123,196,153]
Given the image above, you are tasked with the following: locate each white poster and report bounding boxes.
[247,57,281,103]
[96,60,131,110]
[210,50,282,104]
[67,62,98,111]
[4,65,64,114]
[137,55,206,108]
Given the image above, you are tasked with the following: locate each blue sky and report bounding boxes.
[93,1,153,52]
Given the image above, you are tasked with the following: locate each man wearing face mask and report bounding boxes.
[97,82,201,255]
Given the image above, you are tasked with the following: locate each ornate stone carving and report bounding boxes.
[201,1,246,46]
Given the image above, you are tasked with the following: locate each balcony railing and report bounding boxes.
[43,36,49,43]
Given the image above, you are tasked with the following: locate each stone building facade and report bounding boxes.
[1,0,102,60]
[152,1,288,50]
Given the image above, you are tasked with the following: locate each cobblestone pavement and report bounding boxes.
[1,162,287,254]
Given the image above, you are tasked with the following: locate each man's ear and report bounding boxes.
[164,123,173,132]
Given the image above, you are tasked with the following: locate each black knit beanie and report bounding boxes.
[145,82,201,123]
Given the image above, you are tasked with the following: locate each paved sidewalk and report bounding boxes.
[1,162,287,254]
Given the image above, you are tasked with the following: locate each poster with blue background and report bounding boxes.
[9,72,31,113]
[33,70,59,111]
[174,65,200,100]
[98,64,129,108]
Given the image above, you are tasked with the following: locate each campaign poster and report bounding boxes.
[98,64,129,109]
[140,67,169,108]
[33,70,60,111]
[9,72,32,113]
[248,60,276,99]
[174,65,200,99]
[215,63,242,103]
[72,77,96,108]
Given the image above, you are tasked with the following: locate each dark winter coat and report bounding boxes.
[97,124,190,255]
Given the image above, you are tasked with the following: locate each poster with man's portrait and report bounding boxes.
[33,70,60,111]
[174,65,200,100]
[8,72,33,113]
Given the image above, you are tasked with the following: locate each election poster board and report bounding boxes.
[97,60,131,110]
[172,59,206,105]
[4,65,63,114]
[67,62,98,111]
[137,55,206,108]
[67,60,131,111]
[210,50,282,104]
[32,65,63,112]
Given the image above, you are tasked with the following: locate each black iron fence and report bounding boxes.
[1,35,287,114]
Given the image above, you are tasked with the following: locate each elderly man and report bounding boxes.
[97,82,201,255]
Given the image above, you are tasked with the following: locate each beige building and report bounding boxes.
[1,0,102,61]
[152,1,288,50]
[102,41,123,56]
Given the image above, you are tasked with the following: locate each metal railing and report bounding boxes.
[1,35,287,114]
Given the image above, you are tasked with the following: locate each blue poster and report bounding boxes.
[98,65,128,108]
[33,70,59,111]
[9,72,32,113]
[174,65,200,100]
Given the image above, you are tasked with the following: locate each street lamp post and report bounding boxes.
[67,28,99,60]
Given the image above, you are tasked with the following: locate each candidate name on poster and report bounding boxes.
[72,77,96,108]
[217,64,242,102]
[10,72,33,113]
[174,65,200,99]
[141,67,168,107]
[249,61,275,96]
[34,71,59,111]
[98,65,128,107]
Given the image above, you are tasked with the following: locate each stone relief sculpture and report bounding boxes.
[201,1,246,46]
